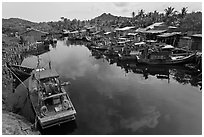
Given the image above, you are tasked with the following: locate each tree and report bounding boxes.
[132,11,135,18]
[179,11,202,33]
[60,16,65,21]
[180,7,188,18]
[138,9,145,18]
[164,6,175,17]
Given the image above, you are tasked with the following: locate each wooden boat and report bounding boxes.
[137,49,196,65]
[28,68,76,129]
[104,49,119,57]
[6,63,34,90]
[118,53,137,62]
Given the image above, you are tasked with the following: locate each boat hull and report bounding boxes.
[38,110,76,129]
[137,53,196,65]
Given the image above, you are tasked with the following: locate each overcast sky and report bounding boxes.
[2,2,202,22]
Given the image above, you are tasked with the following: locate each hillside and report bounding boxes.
[2,111,40,135]
[91,13,130,23]
[2,18,38,34]
[2,18,56,35]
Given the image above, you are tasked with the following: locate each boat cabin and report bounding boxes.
[29,68,76,129]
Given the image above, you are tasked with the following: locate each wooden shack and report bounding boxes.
[157,32,182,47]
[178,36,192,49]
[190,34,202,51]
[20,28,49,44]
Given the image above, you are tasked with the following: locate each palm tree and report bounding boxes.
[132,11,135,18]
[60,16,65,21]
[164,6,175,17]
[181,7,188,18]
[138,9,145,18]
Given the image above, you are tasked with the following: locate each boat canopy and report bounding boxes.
[35,69,59,80]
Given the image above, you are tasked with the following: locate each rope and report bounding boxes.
[5,65,29,92]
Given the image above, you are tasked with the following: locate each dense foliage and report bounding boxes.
[2,6,202,35]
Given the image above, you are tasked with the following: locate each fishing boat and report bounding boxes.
[6,63,34,91]
[118,53,137,62]
[104,48,119,57]
[136,48,196,65]
[28,67,76,129]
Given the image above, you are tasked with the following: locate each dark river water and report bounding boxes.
[8,40,202,135]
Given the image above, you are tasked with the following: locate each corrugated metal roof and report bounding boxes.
[144,30,167,34]
[127,33,138,36]
[157,32,181,37]
[115,26,135,31]
[134,42,146,45]
[70,31,79,34]
[191,34,202,38]
[161,45,174,49]
[145,22,164,30]
[135,27,148,33]
[168,26,177,29]
[104,32,111,35]
[117,40,131,44]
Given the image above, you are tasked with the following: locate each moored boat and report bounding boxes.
[118,53,137,62]
[136,46,196,65]
[28,67,76,129]
[137,52,196,65]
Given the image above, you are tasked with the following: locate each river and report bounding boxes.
[7,39,202,135]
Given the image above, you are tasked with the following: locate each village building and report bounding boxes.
[86,26,97,34]
[157,32,182,47]
[135,22,178,42]
[177,34,202,51]
[115,26,135,37]
[20,28,49,44]
[190,34,202,51]
[178,36,192,49]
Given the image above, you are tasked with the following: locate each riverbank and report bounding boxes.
[2,110,40,135]
[2,35,40,135]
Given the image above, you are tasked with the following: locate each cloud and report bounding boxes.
[113,2,129,7]
[49,43,99,80]
[120,106,161,132]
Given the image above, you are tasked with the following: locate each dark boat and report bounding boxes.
[6,63,34,90]
[91,44,108,51]
[118,53,137,62]
[28,68,77,129]
[104,50,119,58]
[136,48,196,65]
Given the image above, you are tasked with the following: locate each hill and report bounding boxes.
[2,18,55,35]
[2,18,38,34]
[89,13,132,28]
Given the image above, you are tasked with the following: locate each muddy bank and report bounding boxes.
[2,35,40,135]
[2,110,40,135]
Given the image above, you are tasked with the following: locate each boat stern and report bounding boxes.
[38,110,76,129]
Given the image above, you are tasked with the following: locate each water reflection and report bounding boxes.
[115,61,202,90]
[8,40,201,135]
